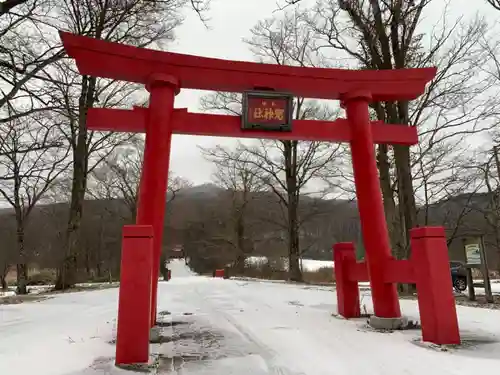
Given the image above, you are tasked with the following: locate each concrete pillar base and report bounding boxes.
[149,326,162,343]
[116,357,155,371]
[369,315,408,330]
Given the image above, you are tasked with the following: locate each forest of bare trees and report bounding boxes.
[2,0,500,291]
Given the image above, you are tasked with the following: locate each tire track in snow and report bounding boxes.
[191,282,306,375]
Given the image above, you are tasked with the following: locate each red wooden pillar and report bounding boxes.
[342,91,401,318]
[116,225,153,365]
[136,74,179,327]
[410,227,460,344]
[333,242,361,318]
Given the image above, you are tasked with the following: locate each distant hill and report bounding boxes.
[1,184,499,270]
[174,183,224,199]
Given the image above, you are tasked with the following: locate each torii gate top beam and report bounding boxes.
[59,32,436,102]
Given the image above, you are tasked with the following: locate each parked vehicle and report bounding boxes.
[450,261,467,292]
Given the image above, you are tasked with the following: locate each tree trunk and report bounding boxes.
[233,204,246,274]
[394,144,417,258]
[385,101,417,293]
[287,192,302,281]
[392,100,416,258]
[159,252,168,280]
[85,246,91,278]
[283,140,302,282]
[96,261,102,278]
[373,101,406,259]
[16,226,28,295]
[55,154,86,289]
[1,265,8,291]
[96,234,102,278]
[377,144,405,258]
[55,75,96,290]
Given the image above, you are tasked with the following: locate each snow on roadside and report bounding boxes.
[0,288,121,375]
[155,266,500,375]
[0,282,120,300]
[0,260,499,375]
[0,290,16,297]
[0,285,52,299]
[246,256,334,271]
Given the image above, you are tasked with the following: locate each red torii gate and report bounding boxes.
[60,31,460,366]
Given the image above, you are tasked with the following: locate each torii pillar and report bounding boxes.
[342,91,399,317]
[136,74,179,326]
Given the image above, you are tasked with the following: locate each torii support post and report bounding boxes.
[333,226,461,345]
[410,227,460,344]
[116,225,153,365]
[135,74,179,327]
[342,92,401,318]
[333,242,361,318]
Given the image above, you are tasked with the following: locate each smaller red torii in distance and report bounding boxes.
[86,106,418,145]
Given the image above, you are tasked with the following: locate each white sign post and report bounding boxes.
[463,236,493,303]
[465,243,481,265]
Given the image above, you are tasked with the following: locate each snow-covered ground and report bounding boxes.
[244,256,500,296]
[0,285,51,298]
[1,260,499,375]
[246,256,333,271]
[299,258,334,271]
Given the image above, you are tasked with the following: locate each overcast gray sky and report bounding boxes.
[167,0,280,185]
[164,0,493,186]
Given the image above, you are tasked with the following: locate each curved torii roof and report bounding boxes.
[59,32,436,102]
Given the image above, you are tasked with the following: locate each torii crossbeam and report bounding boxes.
[87,107,418,145]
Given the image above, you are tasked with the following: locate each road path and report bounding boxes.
[0,260,498,374]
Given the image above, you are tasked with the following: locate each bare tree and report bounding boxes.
[201,10,346,281]
[307,0,429,258]
[0,111,70,294]
[88,136,145,221]
[89,136,192,221]
[0,213,16,290]
[299,200,360,259]
[0,0,64,124]
[181,194,239,274]
[0,0,29,15]
[486,0,500,11]
[307,1,499,265]
[459,146,500,272]
[41,0,195,290]
[0,0,211,121]
[200,143,266,272]
[189,0,212,22]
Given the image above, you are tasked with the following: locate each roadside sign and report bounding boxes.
[465,243,481,265]
[462,236,493,303]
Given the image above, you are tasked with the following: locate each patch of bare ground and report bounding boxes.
[228,262,335,287]
[0,294,49,304]
[155,317,252,374]
[399,293,500,310]
[0,283,119,305]
[454,294,500,309]
[412,332,499,359]
[46,283,119,295]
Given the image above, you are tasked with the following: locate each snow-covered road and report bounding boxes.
[1,260,499,374]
